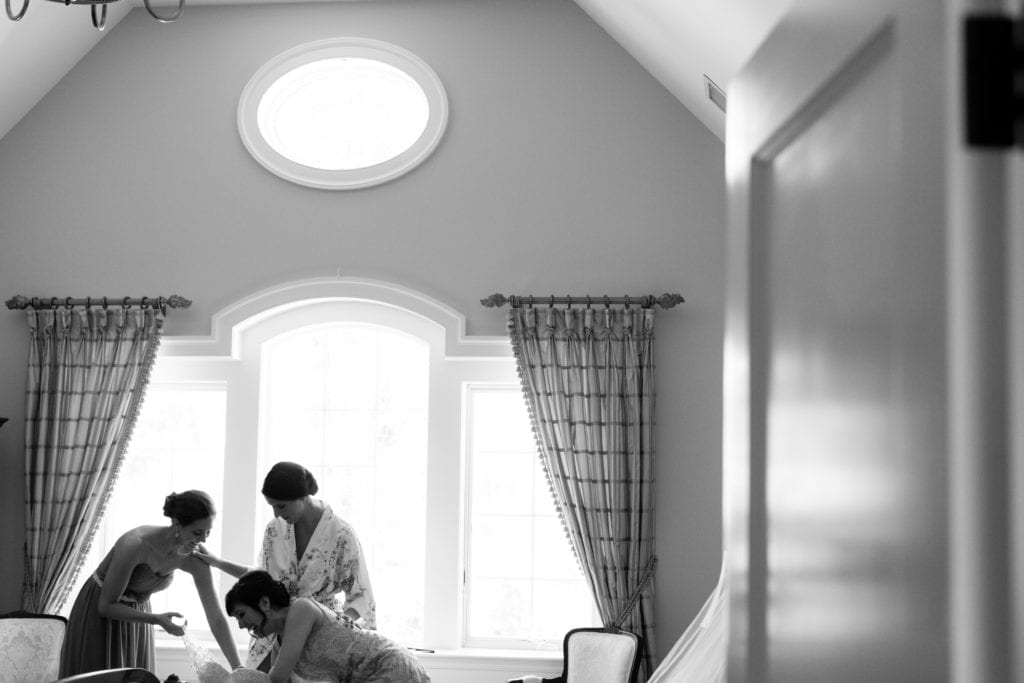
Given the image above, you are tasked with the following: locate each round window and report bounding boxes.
[238,38,448,190]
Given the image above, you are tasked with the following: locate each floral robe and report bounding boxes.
[245,503,376,668]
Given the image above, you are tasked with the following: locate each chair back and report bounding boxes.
[55,668,160,683]
[564,627,641,683]
[0,610,67,683]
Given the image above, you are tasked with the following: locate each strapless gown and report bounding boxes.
[59,549,175,676]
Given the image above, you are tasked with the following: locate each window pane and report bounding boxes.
[62,384,228,643]
[261,323,428,647]
[464,387,596,646]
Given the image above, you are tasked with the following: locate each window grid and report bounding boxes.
[61,384,228,642]
[258,323,429,647]
[463,385,596,649]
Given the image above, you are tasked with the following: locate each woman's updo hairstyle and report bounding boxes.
[163,490,216,525]
[261,461,318,501]
[225,570,292,613]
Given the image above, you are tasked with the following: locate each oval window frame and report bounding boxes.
[237,37,448,190]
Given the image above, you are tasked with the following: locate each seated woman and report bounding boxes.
[224,571,429,683]
[60,490,242,676]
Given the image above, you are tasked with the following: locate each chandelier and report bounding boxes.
[5,0,182,29]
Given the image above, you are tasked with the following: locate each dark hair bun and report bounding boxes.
[261,461,318,501]
[225,570,292,613]
[162,490,216,525]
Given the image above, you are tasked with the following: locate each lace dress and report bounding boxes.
[291,601,429,683]
[59,550,175,676]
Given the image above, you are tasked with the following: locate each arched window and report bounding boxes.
[67,278,594,670]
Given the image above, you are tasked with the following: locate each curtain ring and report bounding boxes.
[586,295,592,309]
[565,295,572,309]
[549,295,555,308]
[49,297,58,309]
[102,297,109,309]
[141,296,150,308]
[603,295,610,309]
[65,296,74,309]
[122,296,132,309]
[85,297,92,309]
[624,295,631,309]
[528,295,535,308]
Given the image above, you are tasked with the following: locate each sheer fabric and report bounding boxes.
[21,307,163,613]
[508,306,657,678]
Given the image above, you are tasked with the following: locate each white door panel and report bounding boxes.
[724,0,1017,681]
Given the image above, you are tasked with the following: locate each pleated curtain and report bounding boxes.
[508,305,658,679]
[21,307,163,613]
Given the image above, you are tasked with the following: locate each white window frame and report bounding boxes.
[237,38,449,190]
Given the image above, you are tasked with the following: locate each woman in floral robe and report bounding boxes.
[198,462,375,669]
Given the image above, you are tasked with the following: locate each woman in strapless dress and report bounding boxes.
[59,490,242,676]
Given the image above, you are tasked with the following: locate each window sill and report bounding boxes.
[418,647,561,661]
[414,648,562,677]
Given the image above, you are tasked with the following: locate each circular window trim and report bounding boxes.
[238,38,448,191]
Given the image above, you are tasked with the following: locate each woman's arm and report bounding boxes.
[192,544,251,579]
[96,531,185,635]
[183,556,243,669]
[268,599,320,683]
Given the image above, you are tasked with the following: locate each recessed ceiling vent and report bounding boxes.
[704,75,727,113]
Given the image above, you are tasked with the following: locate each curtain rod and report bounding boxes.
[480,293,684,309]
[5,294,192,311]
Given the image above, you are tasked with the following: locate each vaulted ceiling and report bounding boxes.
[0,0,791,144]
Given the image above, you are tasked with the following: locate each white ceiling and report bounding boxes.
[0,0,791,144]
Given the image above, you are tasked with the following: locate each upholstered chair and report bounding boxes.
[509,627,642,683]
[0,610,67,683]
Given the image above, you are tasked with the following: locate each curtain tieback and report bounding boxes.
[22,548,38,612]
[610,555,658,629]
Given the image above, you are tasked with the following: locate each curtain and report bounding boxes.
[508,305,658,679]
[21,307,164,613]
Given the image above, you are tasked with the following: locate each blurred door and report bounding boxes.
[723,0,1018,680]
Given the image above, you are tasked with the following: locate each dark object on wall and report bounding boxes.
[963,12,1024,148]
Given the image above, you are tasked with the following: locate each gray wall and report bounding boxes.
[0,0,726,662]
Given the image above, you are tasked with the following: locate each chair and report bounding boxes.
[509,627,642,683]
[54,668,160,683]
[0,610,67,683]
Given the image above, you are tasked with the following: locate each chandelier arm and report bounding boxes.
[90,2,106,29]
[143,0,182,22]
[5,0,29,21]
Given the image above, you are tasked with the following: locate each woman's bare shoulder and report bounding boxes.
[292,596,320,612]
[111,525,163,554]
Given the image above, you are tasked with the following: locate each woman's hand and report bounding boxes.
[192,545,250,579]
[155,612,187,636]
[192,543,219,568]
